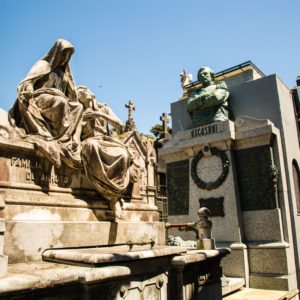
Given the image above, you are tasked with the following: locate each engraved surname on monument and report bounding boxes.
[190,122,226,138]
[0,150,71,187]
[167,160,189,215]
[11,156,71,186]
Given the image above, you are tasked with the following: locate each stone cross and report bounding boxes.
[125,100,135,121]
[160,113,169,134]
[124,100,136,132]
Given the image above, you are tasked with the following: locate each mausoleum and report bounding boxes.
[159,61,300,298]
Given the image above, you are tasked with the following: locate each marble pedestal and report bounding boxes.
[159,121,248,280]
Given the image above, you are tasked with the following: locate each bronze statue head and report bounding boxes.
[197,67,215,87]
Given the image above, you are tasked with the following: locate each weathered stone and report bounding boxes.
[0,39,231,300]
[249,275,289,291]
[248,248,288,275]
[0,256,7,279]
[42,245,186,265]
[224,287,296,300]
[219,247,247,278]
[242,209,284,241]
[124,100,136,132]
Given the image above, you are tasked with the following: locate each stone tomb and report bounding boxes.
[0,110,231,299]
[0,105,234,299]
[0,38,229,299]
[159,62,300,295]
[0,124,162,264]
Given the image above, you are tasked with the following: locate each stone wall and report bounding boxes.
[0,137,164,263]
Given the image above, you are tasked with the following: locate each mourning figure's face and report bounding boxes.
[60,49,73,66]
[77,88,93,106]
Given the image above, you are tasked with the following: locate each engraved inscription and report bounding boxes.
[10,156,71,187]
[191,124,218,138]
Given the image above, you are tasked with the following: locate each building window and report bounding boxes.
[292,160,300,215]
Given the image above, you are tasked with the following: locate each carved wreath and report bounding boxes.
[191,147,230,190]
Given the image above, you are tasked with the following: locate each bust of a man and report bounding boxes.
[186,67,229,127]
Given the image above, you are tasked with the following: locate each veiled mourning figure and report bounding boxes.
[9,39,83,168]
[77,86,131,217]
[186,67,229,127]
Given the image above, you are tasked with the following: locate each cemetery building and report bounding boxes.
[159,61,300,298]
[0,39,230,300]
[0,37,299,299]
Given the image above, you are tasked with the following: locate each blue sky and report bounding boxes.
[0,0,299,134]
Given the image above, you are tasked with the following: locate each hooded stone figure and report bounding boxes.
[9,39,83,168]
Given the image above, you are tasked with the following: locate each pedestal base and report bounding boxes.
[197,238,216,250]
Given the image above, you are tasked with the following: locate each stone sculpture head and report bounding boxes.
[77,86,95,108]
[197,67,215,87]
[42,39,75,69]
[59,48,73,66]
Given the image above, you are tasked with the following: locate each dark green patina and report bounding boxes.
[186,67,229,127]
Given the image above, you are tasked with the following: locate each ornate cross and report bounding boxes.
[124,100,136,132]
[125,100,135,121]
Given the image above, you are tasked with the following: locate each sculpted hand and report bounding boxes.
[20,91,33,102]
[83,110,102,121]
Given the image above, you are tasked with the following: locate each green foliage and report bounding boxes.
[150,124,172,138]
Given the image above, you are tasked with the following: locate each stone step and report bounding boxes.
[223,288,299,300]
[222,277,245,296]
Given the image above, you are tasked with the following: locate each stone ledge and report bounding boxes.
[171,248,230,267]
[223,287,298,300]
[0,181,73,194]
[222,277,245,296]
[216,242,247,250]
[42,245,186,266]
[123,202,158,211]
[0,262,131,293]
[216,241,289,249]
[234,116,273,132]
[0,138,35,152]
[246,241,289,249]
